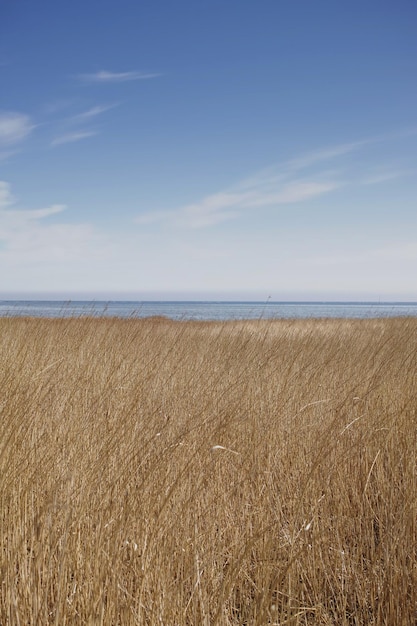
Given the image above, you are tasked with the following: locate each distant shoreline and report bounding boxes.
[1,300,417,321]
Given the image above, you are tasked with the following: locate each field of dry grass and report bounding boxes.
[0,315,416,625]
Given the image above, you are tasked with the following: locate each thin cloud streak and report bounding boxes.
[43,99,78,115]
[18,205,66,220]
[78,70,160,83]
[0,183,109,286]
[286,141,368,171]
[0,181,66,241]
[285,126,417,172]
[136,179,341,229]
[361,169,413,185]
[0,111,34,147]
[0,181,105,271]
[70,104,118,122]
[0,181,14,207]
[135,148,345,230]
[51,130,98,146]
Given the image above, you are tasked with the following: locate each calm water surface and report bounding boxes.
[1,301,417,320]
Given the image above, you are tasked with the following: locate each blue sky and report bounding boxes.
[1,0,416,300]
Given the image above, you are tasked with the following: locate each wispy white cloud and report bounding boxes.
[167,181,340,229]
[241,181,340,207]
[135,130,417,230]
[0,111,33,145]
[70,104,118,122]
[0,181,107,275]
[51,130,98,146]
[78,70,160,83]
[0,111,34,150]
[0,181,66,237]
[361,169,412,185]
[286,127,417,172]
[286,141,368,171]
[0,181,14,207]
[18,205,66,220]
[46,103,116,148]
[135,150,343,229]
[43,99,78,115]
[0,204,67,242]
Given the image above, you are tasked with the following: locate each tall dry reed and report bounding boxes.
[0,316,416,624]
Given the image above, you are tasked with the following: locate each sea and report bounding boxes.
[1,300,417,321]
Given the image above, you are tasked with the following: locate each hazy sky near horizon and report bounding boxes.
[1,0,416,300]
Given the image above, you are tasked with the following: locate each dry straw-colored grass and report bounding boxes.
[0,315,416,625]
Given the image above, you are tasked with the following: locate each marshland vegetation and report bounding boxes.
[0,316,416,624]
